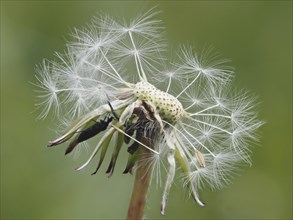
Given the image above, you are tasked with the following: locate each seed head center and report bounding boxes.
[134,81,184,123]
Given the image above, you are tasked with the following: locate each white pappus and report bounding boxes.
[35,8,263,215]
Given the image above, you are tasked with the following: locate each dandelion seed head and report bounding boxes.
[133,81,184,123]
[37,8,263,215]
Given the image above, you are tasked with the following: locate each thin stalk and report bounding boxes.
[127,137,152,220]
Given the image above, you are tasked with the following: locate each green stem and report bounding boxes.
[127,138,152,220]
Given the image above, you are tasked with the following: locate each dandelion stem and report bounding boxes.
[127,138,152,220]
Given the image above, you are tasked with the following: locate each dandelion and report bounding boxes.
[36,8,263,219]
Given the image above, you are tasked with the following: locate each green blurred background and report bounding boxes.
[1,1,292,219]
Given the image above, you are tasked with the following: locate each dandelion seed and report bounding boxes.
[36,8,263,218]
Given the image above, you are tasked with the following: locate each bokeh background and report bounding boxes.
[1,1,292,219]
